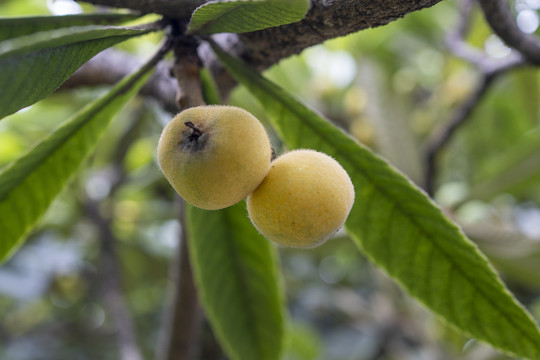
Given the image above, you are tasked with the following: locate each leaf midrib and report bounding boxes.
[0,42,153,202]
[306,106,538,347]
[0,27,147,59]
[316,122,539,349]
[190,1,255,34]
[238,65,540,351]
[219,209,268,360]
[189,0,303,34]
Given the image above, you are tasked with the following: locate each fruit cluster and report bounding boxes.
[157,105,355,248]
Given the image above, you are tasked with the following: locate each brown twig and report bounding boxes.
[73,0,444,100]
[477,0,540,64]
[155,30,206,360]
[423,0,528,195]
[424,75,494,195]
[170,37,205,110]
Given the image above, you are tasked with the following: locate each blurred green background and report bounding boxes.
[1,0,540,359]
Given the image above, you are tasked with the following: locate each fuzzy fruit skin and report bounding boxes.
[247,149,355,248]
[157,105,271,210]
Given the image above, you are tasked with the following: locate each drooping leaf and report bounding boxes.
[211,42,540,360]
[0,43,165,263]
[0,13,141,41]
[0,24,154,119]
[187,203,285,360]
[187,0,310,35]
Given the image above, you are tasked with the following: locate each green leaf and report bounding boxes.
[0,44,163,263]
[283,322,322,360]
[187,203,285,360]
[211,42,540,360]
[0,25,154,119]
[0,13,141,42]
[200,67,222,105]
[187,0,310,35]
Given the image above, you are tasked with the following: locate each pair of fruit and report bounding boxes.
[157,106,355,248]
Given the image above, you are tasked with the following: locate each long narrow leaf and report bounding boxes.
[0,25,154,119]
[0,13,141,41]
[187,0,310,35]
[187,203,285,360]
[211,42,540,360]
[0,43,166,263]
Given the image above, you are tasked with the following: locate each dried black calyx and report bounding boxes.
[185,121,202,140]
[180,121,208,153]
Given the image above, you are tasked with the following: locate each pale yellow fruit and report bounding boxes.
[247,149,355,248]
[157,105,271,210]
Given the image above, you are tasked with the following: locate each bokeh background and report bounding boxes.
[1,0,540,359]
